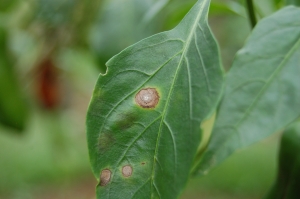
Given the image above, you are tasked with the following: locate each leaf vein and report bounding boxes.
[164,121,177,182]
[185,56,193,119]
[194,28,211,94]
[131,178,151,199]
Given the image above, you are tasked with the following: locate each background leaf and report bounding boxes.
[0,0,16,12]
[89,0,162,72]
[193,6,300,176]
[86,0,223,198]
[210,1,246,17]
[265,119,300,199]
[0,27,28,131]
[286,0,300,6]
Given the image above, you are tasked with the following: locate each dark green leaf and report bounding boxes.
[265,120,300,199]
[0,0,16,12]
[286,0,300,6]
[273,0,283,6]
[0,27,28,131]
[193,6,300,176]
[210,1,246,17]
[86,0,223,198]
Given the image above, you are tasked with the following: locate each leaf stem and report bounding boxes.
[246,0,257,28]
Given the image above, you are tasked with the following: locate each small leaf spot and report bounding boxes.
[135,88,159,108]
[122,165,133,177]
[141,162,145,165]
[100,169,111,186]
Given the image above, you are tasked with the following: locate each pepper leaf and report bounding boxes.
[193,6,300,176]
[86,0,223,198]
[0,27,28,131]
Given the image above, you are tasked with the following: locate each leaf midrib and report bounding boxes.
[150,0,208,198]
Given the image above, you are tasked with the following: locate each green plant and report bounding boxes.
[86,0,300,198]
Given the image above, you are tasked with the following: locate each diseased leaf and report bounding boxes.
[86,0,223,198]
[193,6,300,176]
[265,120,300,199]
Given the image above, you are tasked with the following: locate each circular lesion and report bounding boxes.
[135,88,159,108]
[122,165,133,177]
[99,169,111,186]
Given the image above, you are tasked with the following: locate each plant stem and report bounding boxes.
[246,0,257,28]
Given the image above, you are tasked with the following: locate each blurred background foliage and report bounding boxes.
[0,0,296,198]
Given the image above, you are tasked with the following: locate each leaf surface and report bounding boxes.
[193,6,300,176]
[86,0,223,198]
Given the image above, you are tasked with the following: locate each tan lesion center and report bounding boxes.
[135,88,159,108]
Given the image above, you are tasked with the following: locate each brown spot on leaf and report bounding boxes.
[115,112,137,130]
[141,162,145,165]
[135,88,159,108]
[100,169,111,186]
[98,132,115,153]
[122,165,133,177]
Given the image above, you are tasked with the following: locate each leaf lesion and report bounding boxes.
[103,116,161,195]
[97,51,183,138]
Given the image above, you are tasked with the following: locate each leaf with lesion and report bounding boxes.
[86,0,223,198]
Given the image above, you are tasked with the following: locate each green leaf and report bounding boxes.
[193,6,300,176]
[265,120,300,199]
[286,0,300,6]
[210,1,246,17]
[86,0,223,198]
[0,0,16,12]
[0,27,28,131]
